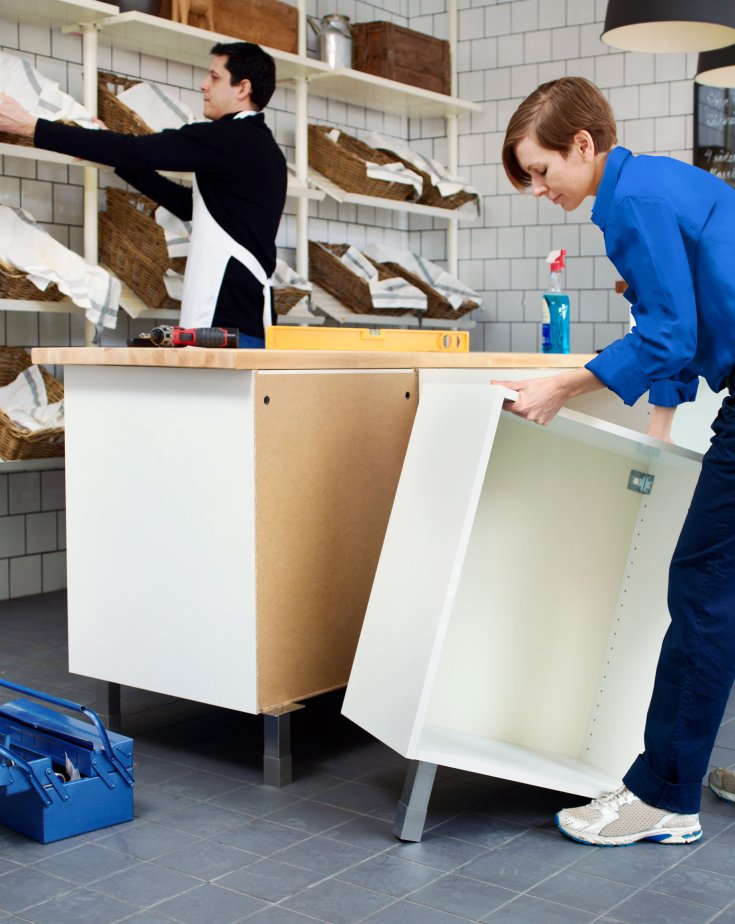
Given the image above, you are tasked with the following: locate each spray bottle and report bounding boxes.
[541,249,570,354]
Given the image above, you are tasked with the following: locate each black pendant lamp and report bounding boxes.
[602,0,735,53]
[696,45,735,87]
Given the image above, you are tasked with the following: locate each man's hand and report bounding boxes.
[0,94,37,138]
[492,368,606,426]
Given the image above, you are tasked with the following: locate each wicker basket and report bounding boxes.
[309,241,413,316]
[308,124,419,201]
[98,72,153,136]
[379,260,478,320]
[0,119,77,149]
[0,347,64,460]
[0,265,65,302]
[274,286,310,316]
[387,152,479,211]
[99,188,185,310]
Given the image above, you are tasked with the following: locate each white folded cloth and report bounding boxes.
[273,258,311,291]
[162,268,184,301]
[0,363,64,433]
[363,242,480,311]
[155,206,192,258]
[364,160,422,198]
[322,128,423,199]
[0,205,120,330]
[116,81,195,131]
[0,49,98,129]
[339,245,427,312]
[367,131,480,213]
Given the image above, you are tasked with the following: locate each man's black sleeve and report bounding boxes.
[113,168,193,221]
[34,119,235,173]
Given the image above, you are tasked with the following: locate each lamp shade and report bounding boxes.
[696,45,735,87]
[602,0,735,53]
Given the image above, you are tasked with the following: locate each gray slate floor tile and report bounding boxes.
[155,838,260,879]
[32,842,139,885]
[15,887,137,924]
[94,818,202,860]
[337,854,444,898]
[459,848,562,892]
[213,818,310,856]
[428,814,526,850]
[217,857,325,902]
[361,899,474,923]
[528,868,637,915]
[409,872,517,919]
[610,888,717,923]
[480,894,596,922]
[389,834,490,872]
[281,877,393,923]
[271,833,375,874]
[91,862,201,905]
[0,866,73,913]
[648,862,735,907]
[149,882,267,923]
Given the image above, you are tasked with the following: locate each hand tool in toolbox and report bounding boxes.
[265,325,470,352]
[127,325,239,348]
[0,678,134,843]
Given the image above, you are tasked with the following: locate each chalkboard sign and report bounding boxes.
[694,83,735,186]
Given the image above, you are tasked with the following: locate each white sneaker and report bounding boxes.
[555,785,702,847]
[709,768,735,803]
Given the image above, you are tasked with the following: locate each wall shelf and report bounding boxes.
[0,297,80,314]
[90,11,323,77]
[305,68,480,119]
[0,0,117,28]
[89,12,479,119]
[307,168,479,220]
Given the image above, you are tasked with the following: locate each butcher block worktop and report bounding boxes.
[33,348,595,369]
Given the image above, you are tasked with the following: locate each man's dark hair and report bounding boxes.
[209,42,276,111]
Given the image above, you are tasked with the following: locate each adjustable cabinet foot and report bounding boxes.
[95,680,122,732]
[393,760,437,842]
[263,703,304,787]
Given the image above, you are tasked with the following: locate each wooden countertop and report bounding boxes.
[33,347,595,370]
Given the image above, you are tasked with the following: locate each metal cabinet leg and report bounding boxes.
[95,680,122,731]
[263,703,304,787]
[393,759,437,842]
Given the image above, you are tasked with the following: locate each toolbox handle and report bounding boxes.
[0,742,53,807]
[0,678,133,789]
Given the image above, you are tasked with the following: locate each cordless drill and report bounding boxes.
[129,326,239,348]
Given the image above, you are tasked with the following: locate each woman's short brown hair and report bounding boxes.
[502,77,617,190]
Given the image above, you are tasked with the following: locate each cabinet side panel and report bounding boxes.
[585,460,700,777]
[254,371,417,710]
[64,365,258,712]
[342,384,504,756]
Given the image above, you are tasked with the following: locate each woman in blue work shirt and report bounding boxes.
[496,76,735,847]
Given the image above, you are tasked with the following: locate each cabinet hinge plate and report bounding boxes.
[628,470,654,495]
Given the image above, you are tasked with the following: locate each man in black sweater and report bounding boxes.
[0,42,287,346]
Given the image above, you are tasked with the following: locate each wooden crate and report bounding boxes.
[158,0,298,54]
[351,22,450,96]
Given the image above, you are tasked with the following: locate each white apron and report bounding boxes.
[180,112,271,333]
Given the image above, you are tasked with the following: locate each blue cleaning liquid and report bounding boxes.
[541,293,570,354]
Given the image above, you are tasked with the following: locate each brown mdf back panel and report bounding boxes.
[255,371,417,710]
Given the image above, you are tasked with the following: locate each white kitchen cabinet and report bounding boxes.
[342,381,702,840]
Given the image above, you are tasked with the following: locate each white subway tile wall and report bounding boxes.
[0,0,701,596]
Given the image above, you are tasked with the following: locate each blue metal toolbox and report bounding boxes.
[0,678,134,843]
